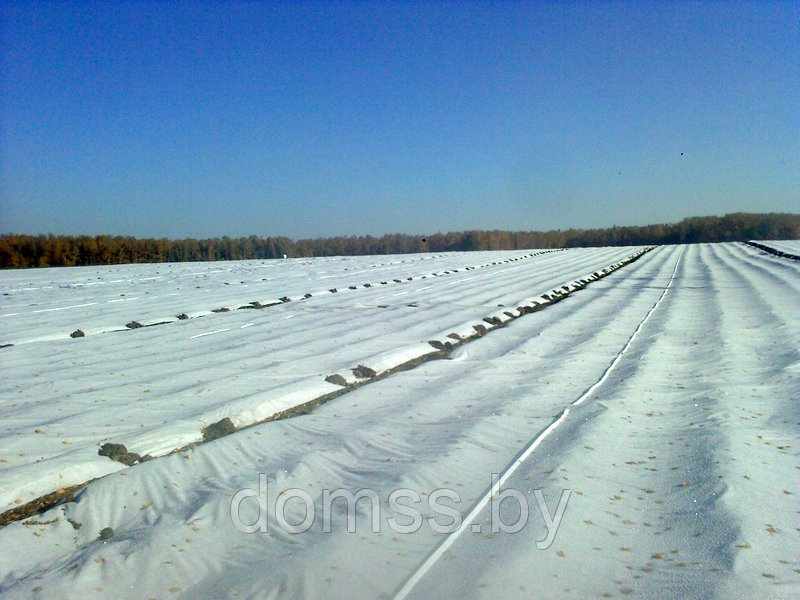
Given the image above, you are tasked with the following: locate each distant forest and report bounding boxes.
[1,213,798,269]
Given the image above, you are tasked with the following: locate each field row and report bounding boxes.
[746,239,800,260]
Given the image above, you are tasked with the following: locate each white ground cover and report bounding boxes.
[0,246,639,512]
[0,242,797,599]
[0,250,549,344]
[754,240,800,256]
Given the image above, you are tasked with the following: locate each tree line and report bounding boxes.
[1,212,797,269]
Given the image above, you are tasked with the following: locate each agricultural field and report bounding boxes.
[0,242,798,598]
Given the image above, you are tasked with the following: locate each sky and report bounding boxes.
[1,1,798,239]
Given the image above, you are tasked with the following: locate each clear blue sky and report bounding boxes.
[1,1,797,239]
